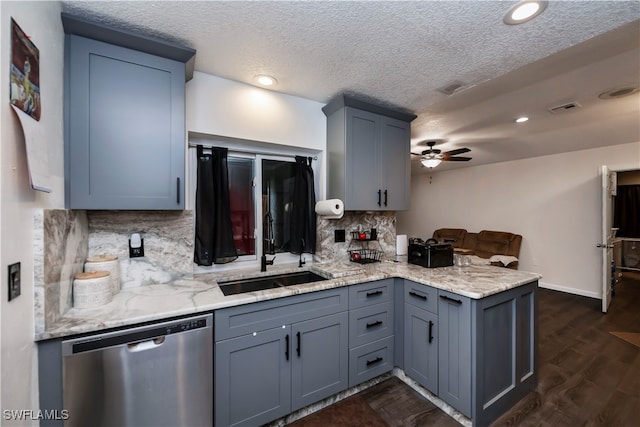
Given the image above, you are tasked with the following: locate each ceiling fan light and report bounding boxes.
[504,1,548,25]
[421,158,442,168]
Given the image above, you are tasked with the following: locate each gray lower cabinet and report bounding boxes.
[214,289,349,427]
[65,34,186,209]
[404,280,537,426]
[347,280,395,387]
[438,290,472,417]
[403,303,438,393]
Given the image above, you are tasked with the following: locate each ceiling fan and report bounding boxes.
[411,140,472,168]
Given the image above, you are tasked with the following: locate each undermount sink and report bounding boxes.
[218,271,328,296]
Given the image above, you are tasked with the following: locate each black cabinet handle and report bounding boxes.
[176,177,181,204]
[384,190,388,206]
[409,291,427,301]
[285,334,290,361]
[428,320,434,343]
[377,189,382,206]
[366,356,383,366]
[366,290,383,297]
[366,320,383,329]
[440,295,462,305]
[296,331,301,357]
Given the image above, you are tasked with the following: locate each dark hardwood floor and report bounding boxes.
[290,272,640,427]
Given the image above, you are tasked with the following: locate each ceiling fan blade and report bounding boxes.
[443,147,471,156]
[443,156,472,162]
[421,149,441,155]
[410,152,422,156]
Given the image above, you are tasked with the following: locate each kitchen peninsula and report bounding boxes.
[37,258,540,427]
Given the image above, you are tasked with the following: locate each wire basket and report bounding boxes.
[348,248,382,264]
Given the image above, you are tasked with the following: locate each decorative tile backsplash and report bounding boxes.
[315,211,397,263]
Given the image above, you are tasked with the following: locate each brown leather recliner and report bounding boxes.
[432,228,467,246]
[432,228,523,269]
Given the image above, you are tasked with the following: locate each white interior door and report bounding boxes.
[600,165,616,313]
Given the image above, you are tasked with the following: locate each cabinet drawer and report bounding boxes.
[215,288,348,341]
[349,279,394,309]
[349,301,394,348]
[348,336,394,387]
[404,280,438,314]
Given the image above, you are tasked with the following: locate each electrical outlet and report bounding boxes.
[8,262,21,301]
[335,229,346,243]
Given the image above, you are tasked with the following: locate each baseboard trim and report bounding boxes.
[539,281,600,299]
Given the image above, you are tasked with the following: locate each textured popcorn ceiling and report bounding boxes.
[61,1,640,172]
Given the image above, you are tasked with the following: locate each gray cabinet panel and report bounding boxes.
[215,288,348,340]
[291,312,349,410]
[404,280,438,313]
[215,327,291,427]
[66,35,185,209]
[404,303,438,393]
[349,301,394,348]
[438,290,472,417]
[346,108,379,211]
[379,117,410,211]
[472,281,538,427]
[348,336,394,387]
[348,278,394,309]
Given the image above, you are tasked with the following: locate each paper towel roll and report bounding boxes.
[315,199,344,219]
[396,235,408,256]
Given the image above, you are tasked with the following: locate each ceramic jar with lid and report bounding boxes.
[73,271,112,309]
[84,255,121,294]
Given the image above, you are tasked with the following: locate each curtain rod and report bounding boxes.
[188,142,318,160]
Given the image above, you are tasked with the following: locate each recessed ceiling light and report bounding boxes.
[598,86,639,100]
[515,116,529,123]
[504,1,548,25]
[255,75,277,86]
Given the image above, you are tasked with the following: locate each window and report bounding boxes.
[191,143,314,271]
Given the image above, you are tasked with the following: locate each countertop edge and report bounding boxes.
[35,264,541,341]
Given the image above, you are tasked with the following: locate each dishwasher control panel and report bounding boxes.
[166,318,208,335]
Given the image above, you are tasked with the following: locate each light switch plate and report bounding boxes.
[335,229,346,243]
[8,262,20,301]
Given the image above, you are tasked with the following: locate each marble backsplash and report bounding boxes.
[315,211,397,263]
[34,208,394,332]
[34,210,89,334]
[34,209,194,333]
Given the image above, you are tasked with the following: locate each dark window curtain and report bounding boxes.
[194,146,238,265]
[290,156,317,254]
[614,184,640,238]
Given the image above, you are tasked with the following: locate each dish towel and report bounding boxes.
[489,255,519,266]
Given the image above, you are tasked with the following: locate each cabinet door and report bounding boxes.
[438,291,471,417]
[67,35,185,209]
[215,326,291,427]
[345,107,381,210]
[404,303,438,393]
[379,117,410,210]
[291,312,348,411]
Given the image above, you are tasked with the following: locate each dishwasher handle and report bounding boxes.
[128,336,166,352]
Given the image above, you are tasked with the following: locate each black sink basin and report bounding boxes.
[219,271,327,296]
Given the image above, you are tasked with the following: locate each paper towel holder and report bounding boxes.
[315,199,344,219]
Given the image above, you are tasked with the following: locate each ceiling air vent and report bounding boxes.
[437,81,466,96]
[547,102,582,114]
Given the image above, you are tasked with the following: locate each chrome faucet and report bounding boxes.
[299,239,306,268]
[261,254,275,272]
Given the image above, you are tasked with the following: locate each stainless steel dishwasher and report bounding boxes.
[61,314,213,427]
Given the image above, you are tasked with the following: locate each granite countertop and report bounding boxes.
[36,259,541,341]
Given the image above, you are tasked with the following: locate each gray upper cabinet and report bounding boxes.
[323,95,416,211]
[62,14,195,210]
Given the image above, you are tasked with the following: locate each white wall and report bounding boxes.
[397,142,640,298]
[186,71,326,151]
[1,1,65,422]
